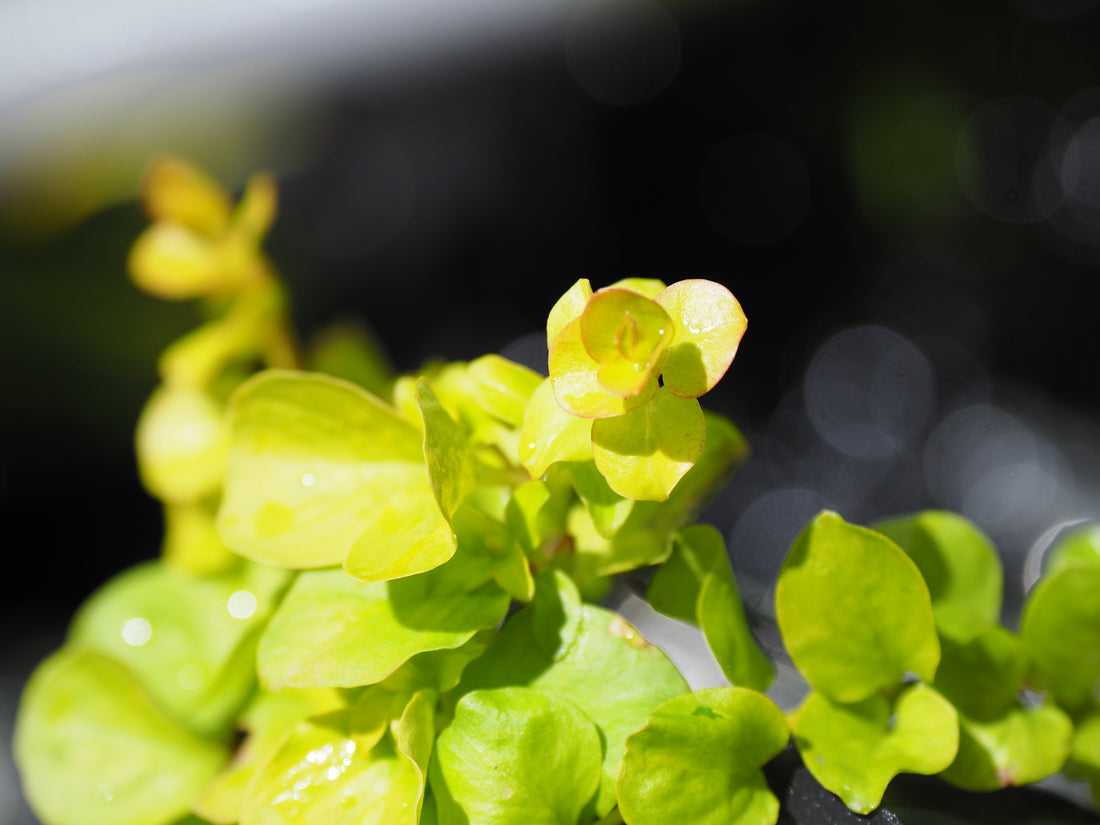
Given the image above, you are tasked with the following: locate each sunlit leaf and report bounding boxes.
[634,410,749,533]
[580,288,673,397]
[415,378,476,518]
[14,649,227,825]
[591,389,705,501]
[467,354,543,427]
[193,687,345,824]
[775,511,939,703]
[1020,563,1100,712]
[393,689,436,824]
[654,280,746,399]
[547,278,593,351]
[218,371,458,578]
[616,687,788,825]
[258,564,508,690]
[456,591,689,816]
[69,559,289,736]
[519,377,593,478]
[874,510,1002,641]
[649,526,773,691]
[136,385,229,503]
[700,568,775,692]
[790,685,958,814]
[549,318,658,418]
[431,688,602,825]
[940,703,1072,791]
[241,707,421,825]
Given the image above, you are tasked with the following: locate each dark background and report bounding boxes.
[5,0,1100,819]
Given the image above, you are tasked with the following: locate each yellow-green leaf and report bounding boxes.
[519,377,593,478]
[467,355,543,427]
[790,685,958,814]
[15,649,227,825]
[617,688,788,825]
[655,279,746,399]
[591,390,705,501]
[776,512,940,703]
[549,318,658,418]
[217,371,455,577]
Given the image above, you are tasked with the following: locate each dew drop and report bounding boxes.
[121,617,151,646]
[97,784,114,802]
[306,743,334,765]
[326,765,342,781]
[227,590,257,619]
[301,472,316,487]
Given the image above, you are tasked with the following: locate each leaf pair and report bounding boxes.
[879,512,1074,792]
[539,278,746,501]
[775,511,958,813]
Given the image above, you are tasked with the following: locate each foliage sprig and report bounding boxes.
[14,159,1100,825]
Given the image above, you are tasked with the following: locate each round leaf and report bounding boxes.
[1021,563,1100,712]
[591,390,705,501]
[456,596,689,816]
[617,687,789,825]
[549,318,658,418]
[69,560,289,736]
[654,279,746,399]
[580,288,673,396]
[776,511,940,703]
[873,510,1002,641]
[790,685,959,814]
[14,649,227,825]
[431,688,602,825]
[218,371,437,570]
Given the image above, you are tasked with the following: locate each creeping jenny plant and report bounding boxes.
[14,159,1100,825]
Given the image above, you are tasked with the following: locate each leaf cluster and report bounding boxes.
[14,159,1100,825]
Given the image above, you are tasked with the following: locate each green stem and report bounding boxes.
[594,808,625,825]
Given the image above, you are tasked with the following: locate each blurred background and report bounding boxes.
[5,0,1100,819]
